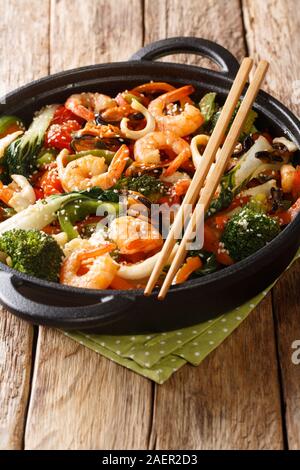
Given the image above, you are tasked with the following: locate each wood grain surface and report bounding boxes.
[0,0,299,450]
[0,0,50,450]
[25,0,152,451]
[243,0,300,449]
[25,329,152,450]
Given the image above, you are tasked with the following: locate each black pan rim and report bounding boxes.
[1,59,300,298]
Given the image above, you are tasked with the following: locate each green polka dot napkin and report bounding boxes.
[63,249,300,384]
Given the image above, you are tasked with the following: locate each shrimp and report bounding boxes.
[57,144,129,192]
[101,93,133,122]
[108,216,163,255]
[76,121,121,139]
[130,82,176,95]
[65,92,116,121]
[148,85,204,137]
[134,131,191,177]
[0,175,36,212]
[60,244,118,289]
[281,164,296,193]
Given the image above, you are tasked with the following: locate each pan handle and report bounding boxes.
[130,37,240,78]
[0,272,135,328]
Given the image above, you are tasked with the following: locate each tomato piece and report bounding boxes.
[227,195,250,212]
[273,210,291,226]
[34,187,44,200]
[45,105,83,151]
[38,166,63,196]
[158,194,181,206]
[51,105,84,125]
[203,223,220,253]
[216,249,234,266]
[45,120,82,151]
[215,214,229,231]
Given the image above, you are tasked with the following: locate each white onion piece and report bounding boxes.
[117,244,179,280]
[120,98,155,140]
[0,131,23,158]
[240,179,277,198]
[234,136,273,189]
[273,137,298,152]
[0,193,74,235]
[190,134,210,169]
[9,175,36,212]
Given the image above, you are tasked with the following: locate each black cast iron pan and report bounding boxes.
[0,37,299,333]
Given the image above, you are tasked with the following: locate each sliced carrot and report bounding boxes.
[174,256,202,284]
[110,275,135,290]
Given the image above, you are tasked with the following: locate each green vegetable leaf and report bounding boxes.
[3,105,58,178]
[199,92,217,123]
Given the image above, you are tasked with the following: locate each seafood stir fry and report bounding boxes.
[0,83,299,290]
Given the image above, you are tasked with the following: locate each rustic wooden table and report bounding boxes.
[0,0,300,450]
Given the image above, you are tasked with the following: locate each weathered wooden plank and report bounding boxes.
[272,264,300,450]
[25,0,152,450]
[243,0,300,449]
[150,298,283,450]
[0,0,50,450]
[49,0,143,72]
[144,0,284,450]
[243,0,300,113]
[25,329,152,450]
[144,0,245,68]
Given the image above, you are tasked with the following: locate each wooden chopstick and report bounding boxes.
[144,57,253,296]
[158,60,269,299]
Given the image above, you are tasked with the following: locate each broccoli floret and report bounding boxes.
[221,205,281,262]
[3,105,57,178]
[114,174,166,200]
[0,229,64,282]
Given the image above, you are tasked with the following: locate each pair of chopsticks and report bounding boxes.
[144,57,269,299]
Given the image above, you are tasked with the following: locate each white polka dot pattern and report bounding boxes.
[63,251,300,384]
